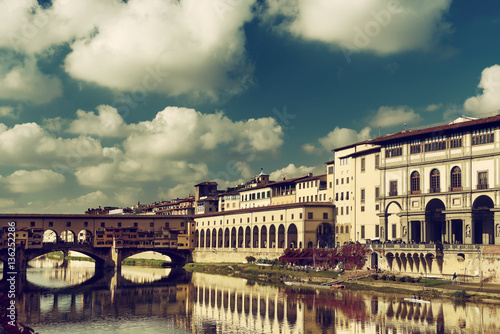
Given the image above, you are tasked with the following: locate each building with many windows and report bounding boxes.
[335,115,500,246]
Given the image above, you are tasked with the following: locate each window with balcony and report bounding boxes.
[389,180,398,196]
[361,158,365,172]
[478,171,488,189]
[450,166,462,191]
[411,171,420,194]
[430,169,440,193]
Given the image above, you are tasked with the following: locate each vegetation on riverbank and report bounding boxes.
[184,262,500,304]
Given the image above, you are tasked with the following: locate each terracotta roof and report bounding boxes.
[369,114,500,144]
[194,181,217,186]
[325,159,335,165]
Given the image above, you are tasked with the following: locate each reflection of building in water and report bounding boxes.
[191,273,500,334]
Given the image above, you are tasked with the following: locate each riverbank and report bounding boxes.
[184,262,500,304]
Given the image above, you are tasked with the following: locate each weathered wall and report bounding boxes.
[193,249,283,263]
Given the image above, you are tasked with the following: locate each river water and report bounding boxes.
[3,258,500,333]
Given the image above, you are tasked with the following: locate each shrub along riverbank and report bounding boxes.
[184,262,500,304]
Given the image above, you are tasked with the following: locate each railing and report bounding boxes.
[429,188,440,193]
[389,191,398,197]
[477,183,488,190]
[449,186,462,192]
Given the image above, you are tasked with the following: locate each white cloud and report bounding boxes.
[0,122,106,168]
[263,0,452,55]
[123,107,283,159]
[302,143,323,155]
[0,106,18,118]
[157,183,195,202]
[0,54,62,104]
[318,127,372,151]
[114,187,145,206]
[425,103,442,112]
[64,0,255,100]
[269,163,325,181]
[463,65,500,116]
[68,105,130,137]
[4,169,65,193]
[368,106,422,128]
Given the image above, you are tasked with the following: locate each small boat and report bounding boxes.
[284,281,346,290]
[404,298,430,304]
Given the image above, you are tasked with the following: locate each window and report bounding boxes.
[328,166,334,174]
[300,213,303,219]
[345,226,349,234]
[472,128,494,145]
[411,171,420,194]
[341,178,344,184]
[336,179,339,185]
[340,207,343,215]
[449,133,462,148]
[262,217,265,222]
[451,166,462,191]
[84,222,88,227]
[375,204,379,210]
[361,206,365,212]
[346,206,349,214]
[430,169,440,193]
[375,187,380,199]
[150,222,154,227]
[30,221,35,227]
[323,212,328,219]
[101,222,105,228]
[346,177,349,184]
[361,158,366,172]
[340,226,344,233]
[424,137,447,152]
[308,212,313,219]
[291,214,294,219]
[329,182,332,189]
[280,215,283,220]
[66,221,71,227]
[336,193,339,201]
[392,224,397,238]
[375,225,380,238]
[375,155,380,168]
[360,189,365,202]
[361,225,365,239]
[346,192,349,200]
[478,171,488,189]
[410,140,421,154]
[385,143,402,157]
[118,222,122,227]
[49,221,53,227]
[340,193,344,201]
[181,222,184,227]
[389,180,398,196]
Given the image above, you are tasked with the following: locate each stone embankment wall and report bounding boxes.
[193,249,283,263]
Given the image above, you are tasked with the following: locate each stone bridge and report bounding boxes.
[0,243,193,278]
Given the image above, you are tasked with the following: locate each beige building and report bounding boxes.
[334,115,500,246]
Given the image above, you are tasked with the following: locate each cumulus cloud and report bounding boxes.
[64,0,255,100]
[0,0,255,101]
[463,65,500,116]
[269,163,325,180]
[368,106,422,128]
[263,0,452,55]
[3,169,65,193]
[157,183,196,202]
[0,53,62,104]
[0,122,106,168]
[68,105,130,137]
[302,143,323,155]
[319,127,371,151]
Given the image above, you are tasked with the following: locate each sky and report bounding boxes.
[1,0,500,213]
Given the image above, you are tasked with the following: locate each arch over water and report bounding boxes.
[278,224,285,248]
[269,224,276,248]
[60,230,75,243]
[77,230,92,244]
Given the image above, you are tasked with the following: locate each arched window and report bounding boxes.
[451,166,462,191]
[411,171,420,194]
[430,169,440,193]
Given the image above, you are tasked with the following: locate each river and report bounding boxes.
[2,258,500,333]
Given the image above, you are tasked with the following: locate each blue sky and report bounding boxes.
[0,0,500,213]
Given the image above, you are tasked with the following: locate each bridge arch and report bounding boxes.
[77,229,92,244]
[43,229,58,243]
[60,230,76,243]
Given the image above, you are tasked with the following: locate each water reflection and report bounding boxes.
[4,262,500,334]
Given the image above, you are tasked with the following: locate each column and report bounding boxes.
[379,215,387,242]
